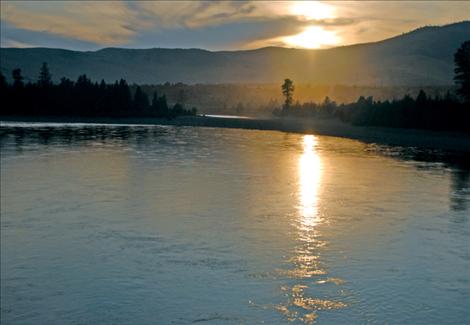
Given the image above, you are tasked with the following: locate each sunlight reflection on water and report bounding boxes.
[276,135,346,323]
[299,135,322,227]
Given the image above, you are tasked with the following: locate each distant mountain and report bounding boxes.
[1,21,469,86]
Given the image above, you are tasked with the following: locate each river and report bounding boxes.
[1,123,469,324]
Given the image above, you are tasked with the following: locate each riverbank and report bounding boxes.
[1,115,470,152]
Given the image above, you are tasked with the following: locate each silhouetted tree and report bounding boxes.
[2,67,195,119]
[281,78,294,111]
[12,69,24,89]
[416,89,427,104]
[151,91,159,112]
[0,73,7,92]
[276,89,469,132]
[150,91,168,117]
[157,94,169,116]
[38,62,52,88]
[177,89,188,105]
[0,73,7,114]
[454,41,470,102]
[172,103,184,117]
[133,86,149,112]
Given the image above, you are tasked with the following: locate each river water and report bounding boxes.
[1,123,469,324]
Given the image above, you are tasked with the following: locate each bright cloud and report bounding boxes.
[284,26,340,49]
[288,1,335,20]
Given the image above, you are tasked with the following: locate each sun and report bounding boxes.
[284,1,339,49]
[284,26,340,49]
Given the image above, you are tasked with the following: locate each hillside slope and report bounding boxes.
[1,21,469,86]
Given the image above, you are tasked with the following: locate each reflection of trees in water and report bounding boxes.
[450,168,470,214]
[0,125,170,154]
[368,144,470,214]
[412,151,469,214]
[3,127,468,215]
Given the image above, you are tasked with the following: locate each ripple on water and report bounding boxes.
[1,124,469,324]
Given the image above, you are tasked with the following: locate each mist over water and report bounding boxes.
[1,123,469,324]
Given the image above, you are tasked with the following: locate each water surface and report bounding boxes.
[1,123,469,324]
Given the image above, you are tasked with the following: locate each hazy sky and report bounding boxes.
[1,1,469,51]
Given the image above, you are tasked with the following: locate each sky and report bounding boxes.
[1,1,469,51]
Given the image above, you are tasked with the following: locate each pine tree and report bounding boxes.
[281,78,294,110]
[454,41,470,102]
[38,62,52,87]
[12,68,24,88]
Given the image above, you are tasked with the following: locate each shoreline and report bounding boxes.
[1,115,470,152]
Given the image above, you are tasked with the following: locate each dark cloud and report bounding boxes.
[311,18,358,27]
[210,5,256,21]
[121,24,137,33]
[0,21,100,50]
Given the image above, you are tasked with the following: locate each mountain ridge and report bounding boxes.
[1,21,469,86]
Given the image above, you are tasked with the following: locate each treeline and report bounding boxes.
[277,41,470,133]
[0,63,197,118]
[137,83,455,117]
[275,92,469,132]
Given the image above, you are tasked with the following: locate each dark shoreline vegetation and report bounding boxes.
[0,63,197,119]
[2,66,468,133]
[1,41,468,137]
[274,90,469,132]
[275,41,470,133]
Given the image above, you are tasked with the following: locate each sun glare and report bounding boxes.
[284,1,339,49]
[289,1,335,20]
[299,135,322,227]
[284,26,340,49]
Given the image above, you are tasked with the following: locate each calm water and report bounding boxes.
[1,123,469,324]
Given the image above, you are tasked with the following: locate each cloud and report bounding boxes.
[133,1,359,49]
[1,0,355,49]
[1,1,145,45]
[331,1,470,45]
[1,38,36,48]
[0,1,468,50]
[135,1,355,29]
[135,1,268,29]
[0,21,102,50]
[1,1,275,46]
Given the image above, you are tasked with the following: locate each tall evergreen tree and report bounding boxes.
[38,62,52,87]
[454,41,470,102]
[0,72,7,92]
[281,78,294,110]
[151,91,158,107]
[12,68,24,88]
[133,86,149,112]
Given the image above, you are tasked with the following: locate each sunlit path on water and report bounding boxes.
[299,135,322,226]
[276,135,346,324]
